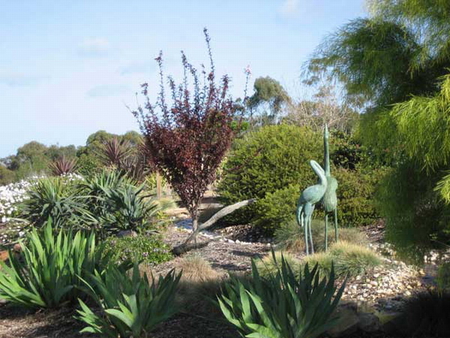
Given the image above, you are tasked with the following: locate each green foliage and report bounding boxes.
[103,235,172,265]
[219,125,322,226]
[218,255,345,338]
[334,166,386,227]
[0,220,125,309]
[367,0,450,70]
[377,161,450,263]
[437,262,450,291]
[77,264,181,338]
[306,18,425,108]
[398,290,450,338]
[254,184,300,231]
[19,176,92,228]
[0,165,15,185]
[247,76,291,124]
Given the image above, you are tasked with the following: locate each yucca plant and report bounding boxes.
[81,170,159,236]
[0,220,128,309]
[77,264,181,338]
[49,156,78,176]
[218,253,346,338]
[19,176,93,228]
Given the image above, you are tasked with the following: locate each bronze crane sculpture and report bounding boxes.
[296,160,327,255]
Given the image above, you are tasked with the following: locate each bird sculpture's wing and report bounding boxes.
[299,185,326,205]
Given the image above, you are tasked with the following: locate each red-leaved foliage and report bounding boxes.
[133,29,241,230]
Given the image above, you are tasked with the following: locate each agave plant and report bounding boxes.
[0,220,129,309]
[49,156,78,176]
[218,253,346,338]
[77,264,181,337]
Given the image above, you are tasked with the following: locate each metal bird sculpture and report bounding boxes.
[321,124,339,251]
[296,160,327,255]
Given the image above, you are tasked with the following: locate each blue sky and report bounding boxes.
[0,0,365,157]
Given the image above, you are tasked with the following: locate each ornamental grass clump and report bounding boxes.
[218,253,346,338]
[77,264,181,338]
[0,220,126,309]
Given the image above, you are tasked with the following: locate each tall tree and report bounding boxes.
[133,29,246,238]
[247,76,290,125]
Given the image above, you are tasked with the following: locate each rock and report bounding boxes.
[358,312,381,333]
[328,304,359,338]
[117,230,138,238]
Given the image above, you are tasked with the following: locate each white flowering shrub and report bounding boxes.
[0,173,84,224]
[0,180,34,223]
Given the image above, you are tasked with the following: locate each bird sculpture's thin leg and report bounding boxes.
[324,213,328,252]
[308,215,314,254]
[309,205,315,254]
[302,212,309,255]
[334,208,338,242]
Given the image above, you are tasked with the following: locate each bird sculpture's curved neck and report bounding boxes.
[324,124,330,177]
[310,160,327,186]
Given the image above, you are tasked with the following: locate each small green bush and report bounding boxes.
[218,254,345,338]
[77,264,181,338]
[437,262,450,290]
[103,235,172,265]
[255,251,302,277]
[329,241,381,276]
[0,220,128,309]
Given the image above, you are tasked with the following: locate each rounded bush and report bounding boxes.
[219,125,321,227]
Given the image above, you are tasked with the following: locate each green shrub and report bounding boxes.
[437,262,450,290]
[254,184,300,231]
[275,219,368,253]
[218,125,322,226]
[334,166,386,227]
[397,290,450,337]
[218,254,346,338]
[77,264,181,338]
[103,235,172,265]
[0,220,128,309]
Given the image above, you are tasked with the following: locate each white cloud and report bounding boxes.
[0,71,47,87]
[78,38,112,57]
[279,0,301,18]
[86,84,131,98]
